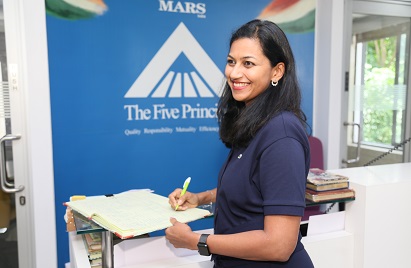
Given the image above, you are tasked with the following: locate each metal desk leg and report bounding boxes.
[101,231,114,268]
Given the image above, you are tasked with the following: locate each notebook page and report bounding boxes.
[66,191,211,238]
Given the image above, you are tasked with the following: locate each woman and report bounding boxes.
[166,19,314,267]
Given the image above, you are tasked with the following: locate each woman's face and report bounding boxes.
[225,38,283,105]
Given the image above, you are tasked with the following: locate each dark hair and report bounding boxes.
[217,19,307,148]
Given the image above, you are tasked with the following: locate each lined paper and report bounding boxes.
[65,191,211,239]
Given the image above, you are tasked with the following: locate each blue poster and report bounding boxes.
[45,0,315,266]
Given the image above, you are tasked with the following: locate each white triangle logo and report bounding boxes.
[124,22,224,98]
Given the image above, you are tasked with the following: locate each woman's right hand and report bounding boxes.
[168,189,200,211]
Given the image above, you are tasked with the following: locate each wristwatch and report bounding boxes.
[197,234,211,256]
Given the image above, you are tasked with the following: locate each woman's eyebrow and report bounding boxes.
[227,54,257,60]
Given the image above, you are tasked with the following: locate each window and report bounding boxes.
[352,16,410,149]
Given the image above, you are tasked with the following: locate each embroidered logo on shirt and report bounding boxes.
[237,154,242,159]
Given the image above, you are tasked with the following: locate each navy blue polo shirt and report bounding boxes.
[213,111,313,267]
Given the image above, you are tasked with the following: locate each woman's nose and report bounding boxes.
[227,65,243,80]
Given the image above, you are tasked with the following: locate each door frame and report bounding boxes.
[3,0,57,267]
[352,1,411,164]
[313,0,351,169]
[314,0,411,169]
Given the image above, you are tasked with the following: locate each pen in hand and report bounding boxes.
[175,177,191,211]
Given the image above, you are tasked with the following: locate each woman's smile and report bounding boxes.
[232,82,250,90]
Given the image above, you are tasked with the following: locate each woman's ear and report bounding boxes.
[271,62,285,82]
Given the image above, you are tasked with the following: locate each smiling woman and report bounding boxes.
[225,37,285,105]
[165,19,313,268]
[218,19,306,149]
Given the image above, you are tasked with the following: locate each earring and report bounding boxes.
[271,80,278,87]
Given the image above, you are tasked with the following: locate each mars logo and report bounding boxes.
[158,0,206,16]
[124,22,223,98]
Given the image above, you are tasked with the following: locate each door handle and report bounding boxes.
[342,122,361,164]
[0,134,24,193]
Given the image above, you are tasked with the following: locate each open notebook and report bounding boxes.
[65,190,211,239]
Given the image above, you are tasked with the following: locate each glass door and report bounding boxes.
[0,1,20,265]
[0,0,57,267]
[346,12,411,167]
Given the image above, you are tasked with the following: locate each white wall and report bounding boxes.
[313,0,349,169]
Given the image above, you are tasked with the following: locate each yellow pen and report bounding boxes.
[175,177,191,210]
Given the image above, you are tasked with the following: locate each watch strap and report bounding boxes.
[199,233,210,244]
[197,233,211,256]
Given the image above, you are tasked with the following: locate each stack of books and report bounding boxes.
[305,168,355,202]
[82,232,102,268]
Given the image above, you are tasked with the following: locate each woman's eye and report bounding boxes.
[244,61,255,67]
[227,59,235,65]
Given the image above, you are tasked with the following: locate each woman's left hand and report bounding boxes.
[165,217,200,250]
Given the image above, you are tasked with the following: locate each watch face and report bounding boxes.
[198,244,211,256]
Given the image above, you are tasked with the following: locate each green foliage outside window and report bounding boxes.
[362,36,404,146]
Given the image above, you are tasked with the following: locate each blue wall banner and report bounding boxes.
[45,0,315,266]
